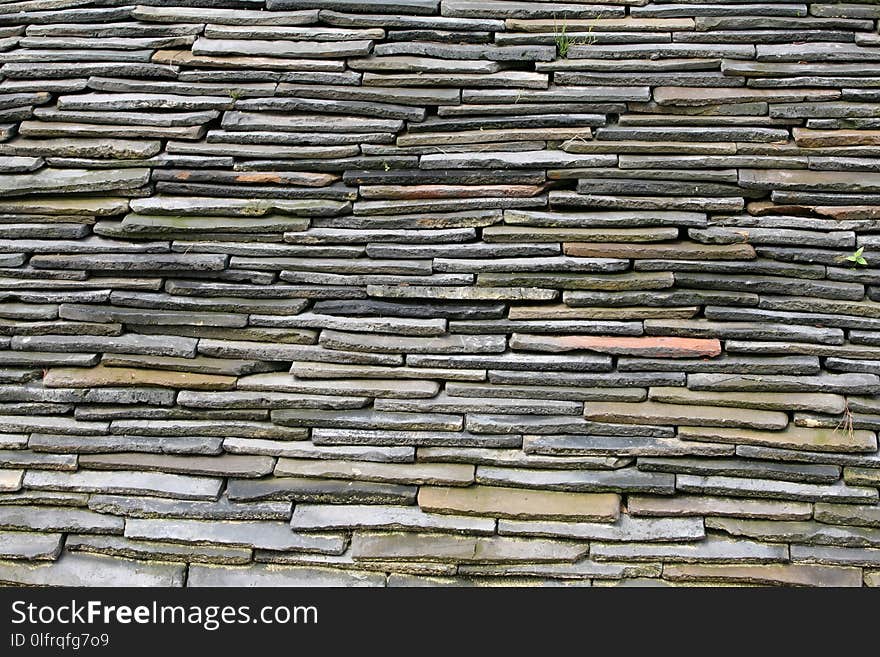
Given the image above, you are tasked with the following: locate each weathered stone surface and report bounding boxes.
[629,495,812,520]
[584,401,788,431]
[1,0,878,585]
[79,454,275,478]
[24,470,222,501]
[497,515,704,542]
[66,535,253,565]
[663,563,861,587]
[290,504,496,534]
[226,477,416,504]
[676,474,877,504]
[678,425,877,453]
[276,459,474,486]
[88,495,292,521]
[591,537,788,564]
[44,365,236,391]
[188,562,383,587]
[0,531,62,560]
[510,334,721,358]
[418,485,620,522]
[0,553,185,586]
[125,518,346,554]
[475,466,675,495]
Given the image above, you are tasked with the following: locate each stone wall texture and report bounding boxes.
[0,0,880,588]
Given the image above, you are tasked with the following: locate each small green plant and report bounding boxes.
[226,88,243,101]
[845,246,868,267]
[555,21,574,58]
[553,17,598,57]
[382,160,391,172]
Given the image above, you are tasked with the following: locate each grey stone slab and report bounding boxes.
[238,373,439,399]
[188,562,384,587]
[28,433,224,456]
[638,457,840,484]
[676,474,878,504]
[312,428,521,448]
[523,434,733,458]
[88,495,291,521]
[109,419,308,441]
[79,454,275,479]
[0,552,185,586]
[66,534,252,565]
[319,330,506,354]
[814,503,880,529]
[224,437,413,463]
[628,495,812,520]
[226,477,416,504]
[498,515,705,542]
[271,408,461,431]
[0,505,122,534]
[125,518,345,554]
[24,470,222,501]
[687,372,880,395]
[177,391,369,411]
[12,334,197,358]
[591,536,787,564]
[374,392,582,415]
[708,518,880,549]
[290,503,495,534]
[417,446,628,470]
[275,459,474,486]
[476,466,675,495]
[736,445,880,469]
[791,545,880,567]
[0,531,63,560]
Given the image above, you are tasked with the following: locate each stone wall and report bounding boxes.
[0,0,879,587]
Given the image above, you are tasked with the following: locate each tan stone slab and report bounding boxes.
[844,467,880,487]
[511,334,721,358]
[43,365,236,390]
[584,400,787,430]
[866,570,880,587]
[418,485,620,522]
[794,128,880,148]
[509,304,699,320]
[678,425,877,453]
[0,469,23,492]
[663,563,862,587]
[275,459,474,486]
[563,241,755,260]
[815,206,880,221]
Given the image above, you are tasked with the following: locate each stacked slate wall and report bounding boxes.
[0,0,879,587]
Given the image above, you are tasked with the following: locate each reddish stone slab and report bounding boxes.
[510,333,722,358]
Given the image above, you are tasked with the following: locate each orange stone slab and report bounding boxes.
[510,333,722,358]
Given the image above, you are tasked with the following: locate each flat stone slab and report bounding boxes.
[510,334,721,358]
[0,553,185,586]
[583,401,789,431]
[418,485,620,522]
